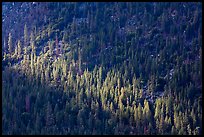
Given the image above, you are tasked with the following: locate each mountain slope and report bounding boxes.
[2,2,202,135]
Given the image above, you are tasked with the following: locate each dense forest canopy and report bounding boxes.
[2,2,202,135]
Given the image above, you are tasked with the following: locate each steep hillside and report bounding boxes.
[2,2,202,135]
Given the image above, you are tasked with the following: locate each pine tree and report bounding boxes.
[8,33,12,54]
[41,71,45,85]
[158,114,165,134]
[154,99,161,120]
[62,60,67,78]
[45,67,50,83]
[23,46,28,65]
[137,103,143,121]
[48,23,51,37]
[117,78,121,93]
[3,37,7,53]
[17,40,22,58]
[143,99,151,122]
[31,53,34,75]
[48,40,53,55]
[30,32,35,75]
[55,34,59,55]
[53,66,59,82]
[14,45,18,57]
[174,111,180,129]
[166,95,173,116]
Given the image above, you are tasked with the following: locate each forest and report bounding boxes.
[2,2,202,135]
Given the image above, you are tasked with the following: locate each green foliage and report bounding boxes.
[8,33,12,54]
[2,2,202,135]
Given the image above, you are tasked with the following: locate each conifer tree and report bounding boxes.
[17,40,22,58]
[8,33,12,55]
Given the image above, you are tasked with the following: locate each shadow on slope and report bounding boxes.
[2,65,138,135]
